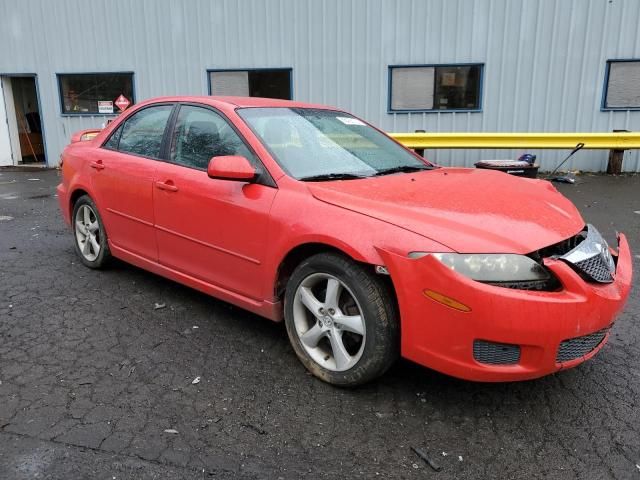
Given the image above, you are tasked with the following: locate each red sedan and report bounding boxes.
[57,96,632,386]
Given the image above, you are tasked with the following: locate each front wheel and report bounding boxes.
[72,195,111,268]
[284,253,399,386]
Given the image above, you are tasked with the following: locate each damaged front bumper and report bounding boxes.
[378,234,632,382]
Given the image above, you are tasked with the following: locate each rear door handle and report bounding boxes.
[90,160,105,170]
[155,180,179,192]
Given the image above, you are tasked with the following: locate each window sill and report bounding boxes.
[388,109,483,114]
[60,113,122,117]
[600,107,640,112]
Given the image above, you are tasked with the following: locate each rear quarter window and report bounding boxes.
[102,124,123,150]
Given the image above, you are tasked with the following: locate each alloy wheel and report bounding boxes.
[292,273,366,372]
[74,204,101,262]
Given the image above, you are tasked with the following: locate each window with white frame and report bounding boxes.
[389,64,482,112]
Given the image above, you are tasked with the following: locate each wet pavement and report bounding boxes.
[0,168,638,479]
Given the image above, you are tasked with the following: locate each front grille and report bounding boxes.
[574,256,614,283]
[536,230,586,258]
[485,277,561,291]
[535,225,616,285]
[473,340,521,365]
[556,328,608,363]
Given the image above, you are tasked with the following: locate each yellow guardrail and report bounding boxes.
[389,132,640,150]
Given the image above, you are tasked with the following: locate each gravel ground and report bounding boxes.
[0,168,638,479]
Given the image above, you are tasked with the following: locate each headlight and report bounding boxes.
[408,252,550,282]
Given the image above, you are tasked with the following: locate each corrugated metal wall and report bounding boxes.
[1,0,639,170]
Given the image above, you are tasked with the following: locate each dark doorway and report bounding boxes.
[1,76,46,165]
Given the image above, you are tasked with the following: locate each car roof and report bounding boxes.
[135,95,336,110]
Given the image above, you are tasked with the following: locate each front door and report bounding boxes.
[153,104,277,300]
[0,78,12,166]
[91,104,174,260]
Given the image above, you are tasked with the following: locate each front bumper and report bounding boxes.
[378,234,632,382]
[56,183,71,226]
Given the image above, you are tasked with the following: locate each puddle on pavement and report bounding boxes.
[13,447,56,477]
[0,192,53,200]
[26,194,53,199]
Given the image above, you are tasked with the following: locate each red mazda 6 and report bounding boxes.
[57,96,632,386]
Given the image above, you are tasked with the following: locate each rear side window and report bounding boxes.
[170,105,256,170]
[118,105,173,158]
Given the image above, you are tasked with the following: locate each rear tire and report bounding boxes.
[284,252,399,386]
[71,195,111,269]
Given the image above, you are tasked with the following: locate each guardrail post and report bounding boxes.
[607,149,625,175]
[607,130,628,175]
[413,130,425,157]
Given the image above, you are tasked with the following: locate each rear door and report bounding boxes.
[153,104,277,300]
[92,104,174,260]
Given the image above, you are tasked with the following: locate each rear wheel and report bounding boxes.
[284,252,399,386]
[72,195,111,268]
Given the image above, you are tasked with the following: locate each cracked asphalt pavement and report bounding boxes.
[0,169,638,479]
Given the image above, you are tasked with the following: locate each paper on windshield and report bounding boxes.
[336,117,366,126]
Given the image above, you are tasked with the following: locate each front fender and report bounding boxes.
[261,186,452,305]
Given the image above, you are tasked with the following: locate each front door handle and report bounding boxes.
[155,180,179,192]
[90,160,105,170]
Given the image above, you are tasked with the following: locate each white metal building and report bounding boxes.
[1,0,640,171]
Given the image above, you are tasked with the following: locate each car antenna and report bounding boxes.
[546,142,585,184]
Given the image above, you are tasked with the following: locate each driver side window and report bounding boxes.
[170,105,256,170]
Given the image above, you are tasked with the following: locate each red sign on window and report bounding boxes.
[114,94,131,111]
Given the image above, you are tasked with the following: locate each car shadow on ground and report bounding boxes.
[105,254,595,410]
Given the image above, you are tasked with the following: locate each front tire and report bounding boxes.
[72,195,111,268]
[284,252,399,386]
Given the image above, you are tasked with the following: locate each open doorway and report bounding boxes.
[0,75,46,167]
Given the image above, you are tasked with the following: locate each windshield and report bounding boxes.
[237,107,432,180]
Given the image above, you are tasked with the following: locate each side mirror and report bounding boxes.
[207,155,257,182]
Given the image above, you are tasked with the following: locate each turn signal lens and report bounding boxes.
[423,289,471,312]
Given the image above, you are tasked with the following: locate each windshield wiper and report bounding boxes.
[299,173,368,182]
[374,165,434,176]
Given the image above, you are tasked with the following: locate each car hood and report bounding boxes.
[307,168,585,254]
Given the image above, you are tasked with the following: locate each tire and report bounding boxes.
[284,252,399,386]
[71,195,111,269]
